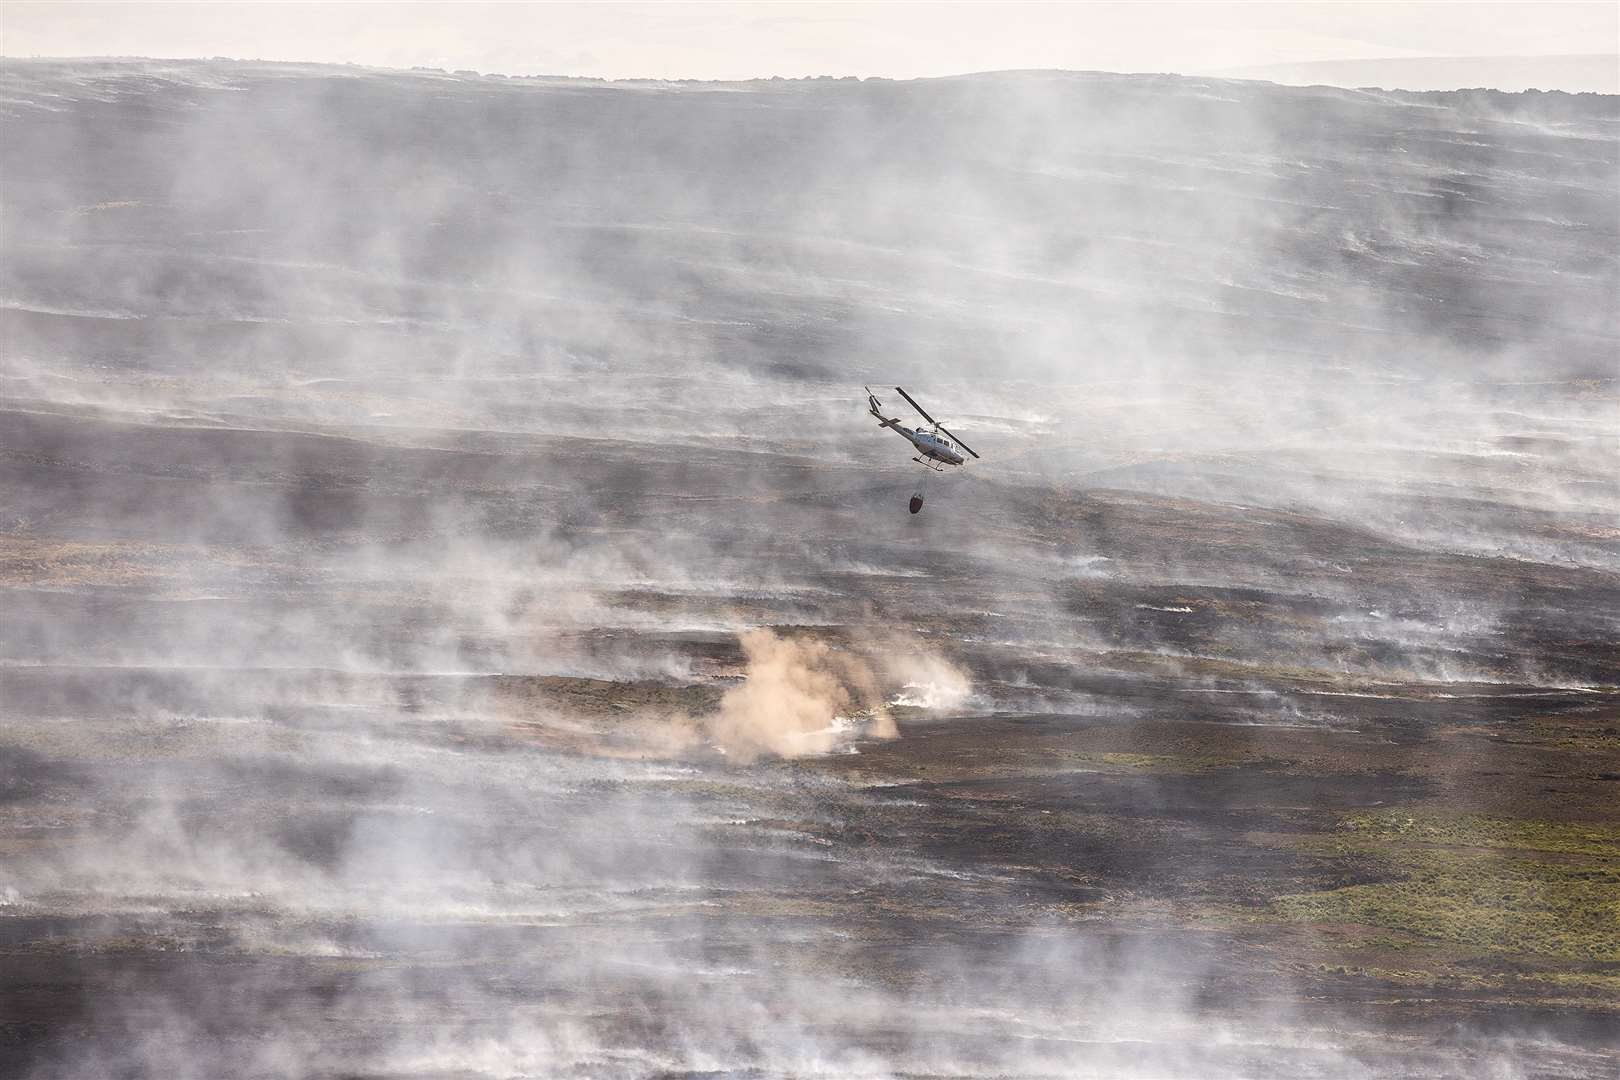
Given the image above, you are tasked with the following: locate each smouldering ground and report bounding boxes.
[2,60,1617,1078]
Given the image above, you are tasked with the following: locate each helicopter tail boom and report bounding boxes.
[866,386,903,429]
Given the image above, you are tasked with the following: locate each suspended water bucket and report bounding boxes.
[909,494,924,514]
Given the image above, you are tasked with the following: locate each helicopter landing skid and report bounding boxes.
[912,456,946,472]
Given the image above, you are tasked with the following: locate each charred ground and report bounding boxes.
[0,60,1616,1078]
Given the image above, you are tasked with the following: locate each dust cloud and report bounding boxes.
[706,629,888,760]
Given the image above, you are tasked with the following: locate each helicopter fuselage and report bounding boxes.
[899,425,965,466]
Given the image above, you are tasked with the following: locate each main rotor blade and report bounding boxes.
[894,386,937,426]
[937,425,980,459]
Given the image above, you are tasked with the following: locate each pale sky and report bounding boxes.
[2,2,1616,89]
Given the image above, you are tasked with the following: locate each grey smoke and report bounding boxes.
[0,58,1615,1078]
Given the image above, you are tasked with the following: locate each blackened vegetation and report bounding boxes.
[0,61,1616,1078]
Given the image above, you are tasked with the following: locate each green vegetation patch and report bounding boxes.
[1273,811,1620,961]
[1340,810,1620,858]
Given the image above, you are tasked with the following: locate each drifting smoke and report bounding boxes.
[0,57,1615,1080]
[885,649,976,711]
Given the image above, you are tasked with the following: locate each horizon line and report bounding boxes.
[4,53,1617,96]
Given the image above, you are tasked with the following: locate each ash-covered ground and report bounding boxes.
[1,60,1617,1078]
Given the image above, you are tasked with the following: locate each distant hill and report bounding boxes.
[3,59,1614,394]
[1219,54,1618,94]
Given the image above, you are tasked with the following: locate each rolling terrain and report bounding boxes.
[1,59,1617,1078]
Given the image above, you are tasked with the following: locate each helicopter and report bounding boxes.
[865,386,979,514]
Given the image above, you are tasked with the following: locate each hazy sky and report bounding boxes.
[2,1,1616,88]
